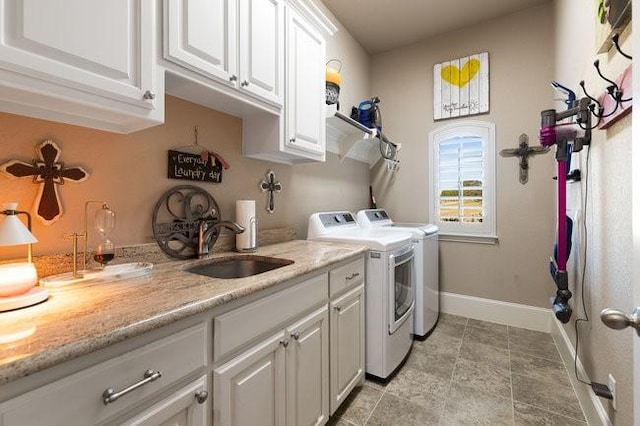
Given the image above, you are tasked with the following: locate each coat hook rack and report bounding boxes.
[579,80,613,122]
[593,60,625,102]
[611,33,632,60]
[577,56,632,128]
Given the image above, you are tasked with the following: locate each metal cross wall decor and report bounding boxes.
[0,140,89,224]
[499,134,549,185]
[259,170,282,214]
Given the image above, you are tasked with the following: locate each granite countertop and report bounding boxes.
[0,240,368,386]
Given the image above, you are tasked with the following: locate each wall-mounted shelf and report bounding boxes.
[326,111,381,167]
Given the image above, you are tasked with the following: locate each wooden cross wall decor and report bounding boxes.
[499,134,549,185]
[259,170,282,214]
[0,140,89,225]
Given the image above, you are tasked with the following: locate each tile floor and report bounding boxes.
[330,314,587,426]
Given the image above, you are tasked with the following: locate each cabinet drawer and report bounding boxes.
[329,258,364,297]
[214,273,328,362]
[0,323,207,426]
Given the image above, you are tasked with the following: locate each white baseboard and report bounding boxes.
[440,291,553,332]
[439,291,610,426]
[551,320,611,426]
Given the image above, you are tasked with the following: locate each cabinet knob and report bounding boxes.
[280,339,289,348]
[289,138,296,143]
[291,331,300,340]
[143,90,156,100]
[229,75,238,82]
[334,306,342,312]
[195,390,209,404]
[241,80,249,87]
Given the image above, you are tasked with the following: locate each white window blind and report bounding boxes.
[429,121,496,238]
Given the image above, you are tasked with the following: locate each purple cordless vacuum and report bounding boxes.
[539,91,591,323]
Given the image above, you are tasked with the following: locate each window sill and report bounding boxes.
[438,233,499,245]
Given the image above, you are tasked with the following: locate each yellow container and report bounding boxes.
[325,59,342,105]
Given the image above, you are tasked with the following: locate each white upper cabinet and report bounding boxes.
[284,5,326,161]
[164,0,283,109]
[164,0,238,84]
[242,1,334,165]
[0,0,163,133]
[239,0,284,106]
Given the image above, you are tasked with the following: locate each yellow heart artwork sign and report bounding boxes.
[440,59,481,88]
[433,52,488,119]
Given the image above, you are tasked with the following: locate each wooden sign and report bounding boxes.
[168,150,222,183]
[434,52,489,120]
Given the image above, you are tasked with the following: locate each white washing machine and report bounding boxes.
[307,211,415,380]
[356,209,439,339]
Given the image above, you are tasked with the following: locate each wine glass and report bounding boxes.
[94,238,115,268]
[94,206,116,268]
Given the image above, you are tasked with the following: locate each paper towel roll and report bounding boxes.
[235,200,257,252]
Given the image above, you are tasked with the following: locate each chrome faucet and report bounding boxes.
[198,220,245,258]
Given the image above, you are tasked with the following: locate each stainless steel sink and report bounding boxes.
[185,256,294,279]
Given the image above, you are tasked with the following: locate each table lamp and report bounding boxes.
[0,202,48,311]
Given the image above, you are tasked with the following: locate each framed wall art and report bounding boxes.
[433,52,489,120]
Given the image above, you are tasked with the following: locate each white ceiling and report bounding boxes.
[320,0,551,54]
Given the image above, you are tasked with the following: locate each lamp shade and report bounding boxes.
[0,203,38,246]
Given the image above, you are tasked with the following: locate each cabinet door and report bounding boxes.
[0,324,207,426]
[214,331,286,426]
[330,284,365,414]
[286,306,330,426]
[0,0,157,111]
[238,0,284,106]
[164,0,238,85]
[121,376,208,426]
[285,7,326,159]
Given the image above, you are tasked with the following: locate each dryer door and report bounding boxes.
[388,245,415,334]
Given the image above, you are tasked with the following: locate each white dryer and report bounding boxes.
[307,211,415,380]
[356,209,439,338]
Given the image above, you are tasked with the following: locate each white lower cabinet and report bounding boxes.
[0,256,365,426]
[286,306,330,426]
[0,323,207,426]
[213,258,365,426]
[213,331,286,426]
[213,305,329,426]
[329,284,365,414]
[121,376,209,426]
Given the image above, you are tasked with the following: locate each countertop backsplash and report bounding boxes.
[2,227,296,278]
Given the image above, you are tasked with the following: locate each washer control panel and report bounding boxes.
[319,212,356,228]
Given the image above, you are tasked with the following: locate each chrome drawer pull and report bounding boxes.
[102,369,162,405]
[346,272,360,281]
[291,331,300,340]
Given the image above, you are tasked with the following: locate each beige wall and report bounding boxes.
[554,0,634,423]
[0,95,370,260]
[321,3,371,118]
[369,3,557,307]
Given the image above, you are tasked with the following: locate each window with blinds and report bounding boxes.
[429,121,496,238]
